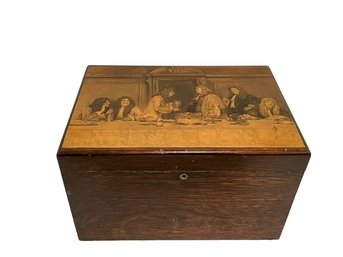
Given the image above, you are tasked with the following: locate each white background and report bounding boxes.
[1,0,342,256]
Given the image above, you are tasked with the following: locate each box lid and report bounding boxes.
[58,66,309,155]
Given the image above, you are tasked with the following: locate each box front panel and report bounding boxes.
[60,155,308,240]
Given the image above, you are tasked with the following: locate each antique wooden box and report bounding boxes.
[57,66,310,240]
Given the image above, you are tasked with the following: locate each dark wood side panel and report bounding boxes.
[58,154,309,240]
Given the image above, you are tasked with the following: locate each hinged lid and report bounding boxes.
[58,66,309,155]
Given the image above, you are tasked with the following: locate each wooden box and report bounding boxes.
[57,66,310,240]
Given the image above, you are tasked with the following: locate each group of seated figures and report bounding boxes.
[78,78,289,122]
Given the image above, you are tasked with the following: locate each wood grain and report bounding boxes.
[58,154,310,240]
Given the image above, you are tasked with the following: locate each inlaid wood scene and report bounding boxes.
[62,66,305,149]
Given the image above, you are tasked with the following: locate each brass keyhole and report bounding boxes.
[179,173,188,181]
